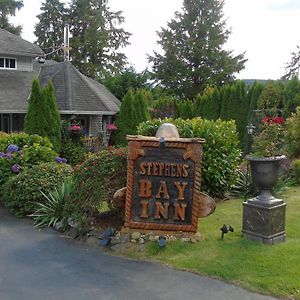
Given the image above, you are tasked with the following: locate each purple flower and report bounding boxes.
[55,157,67,164]
[11,164,21,173]
[6,144,19,153]
[0,152,5,158]
[55,157,63,163]
[5,153,12,160]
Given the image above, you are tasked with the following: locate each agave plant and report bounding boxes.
[29,179,74,227]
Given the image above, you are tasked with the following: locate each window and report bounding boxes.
[0,57,16,69]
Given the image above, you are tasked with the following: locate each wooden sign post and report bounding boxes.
[124,135,207,233]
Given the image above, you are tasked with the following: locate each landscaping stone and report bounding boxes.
[194,232,202,241]
[131,232,141,240]
[181,237,191,243]
[65,227,79,239]
[53,220,64,232]
[89,229,105,239]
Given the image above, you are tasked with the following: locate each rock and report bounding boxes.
[194,232,202,242]
[101,227,116,239]
[111,233,130,245]
[181,237,191,243]
[131,232,141,240]
[65,227,78,239]
[130,239,137,243]
[190,237,197,243]
[53,220,64,232]
[138,238,145,244]
[149,235,156,242]
[198,192,216,218]
[113,187,127,209]
[155,123,180,139]
[170,236,178,242]
[89,229,105,239]
[67,217,80,229]
[86,236,100,247]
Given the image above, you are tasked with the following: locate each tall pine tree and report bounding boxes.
[0,0,23,34]
[69,0,131,78]
[149,0,246,99]
[34,0,66,62]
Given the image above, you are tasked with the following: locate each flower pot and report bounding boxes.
[246,155,286,205]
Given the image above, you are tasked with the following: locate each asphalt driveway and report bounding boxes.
[0,205,278,300]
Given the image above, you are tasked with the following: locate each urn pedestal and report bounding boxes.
[242,155,286,244]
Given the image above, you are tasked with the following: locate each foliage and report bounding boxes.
[251,123,285,157]
[257,81,285,110]
[137,117,241,197]
[99,67,151,100]
[60,139,87,166]
[0,0,23,34]
[43,81,61,151]
[284,106,300,157]
[281,45,300,80]
[72,147,127,215]
[29,178,74,227]
[293,159,300,183]
[68,0,131,78]
[34,0,65,62]
[130,186,300,300]
[283,77,300,117]
[116,89,150,145]
[0,133,57,190]
[2,162,73,217]
[149,0,246,99]
[24,79,61,151]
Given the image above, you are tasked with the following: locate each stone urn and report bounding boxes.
[242,155,287,244]
[245,155,286,205]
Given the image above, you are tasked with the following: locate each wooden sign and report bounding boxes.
[124,136,205,232]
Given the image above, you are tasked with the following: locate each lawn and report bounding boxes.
[128,186,300,299]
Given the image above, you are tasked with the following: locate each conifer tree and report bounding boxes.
[115,89,136,145]
[149,0,246,99]
[43,81,61,150]
[134,89,150,125]
[24,79,48,136]
[0,0,23,34]
[69,0,131,78]
[34,0,66,62]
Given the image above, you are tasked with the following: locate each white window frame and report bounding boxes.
[0,57,17,69]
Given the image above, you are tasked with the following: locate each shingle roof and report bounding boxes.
[0,60,121,114]
[0,28,44,57]
[39,61,120,113]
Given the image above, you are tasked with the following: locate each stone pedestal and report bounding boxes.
[242,199,286,244]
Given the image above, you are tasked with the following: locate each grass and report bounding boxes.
[127,186,300,299]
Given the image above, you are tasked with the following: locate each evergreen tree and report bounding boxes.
[69,0,131,78]
[283,77,300,116]
[149,0,246,99]
[99,67,151,100]
[281,45,300,80]
[115,89,136,145]
[134,89,150,125]
[24,79,48,137]
[0,0,23,34]
[34,0,66,62]
[43,81,61,150]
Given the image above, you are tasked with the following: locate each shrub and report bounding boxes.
[285,106,300,157]
[72,147,128,214]
[137,117,241,197]
[0,133,57,191]
[60,140,87,166]
[29,178,74,228]
[293,159,300,183]
[2,162,73,217]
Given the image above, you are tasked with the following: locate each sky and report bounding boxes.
[10,0,300,80]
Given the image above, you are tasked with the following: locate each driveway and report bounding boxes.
[0,205,278,300]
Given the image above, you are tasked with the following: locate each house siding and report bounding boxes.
[90,115,103,137]
[16,56,33,71]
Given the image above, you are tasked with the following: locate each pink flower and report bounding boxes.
[70,125,81,131]
[107,123,117,131]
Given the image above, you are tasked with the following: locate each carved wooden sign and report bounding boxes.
[124,136,205,232]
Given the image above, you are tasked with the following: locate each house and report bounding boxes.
[0,28,120,137]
